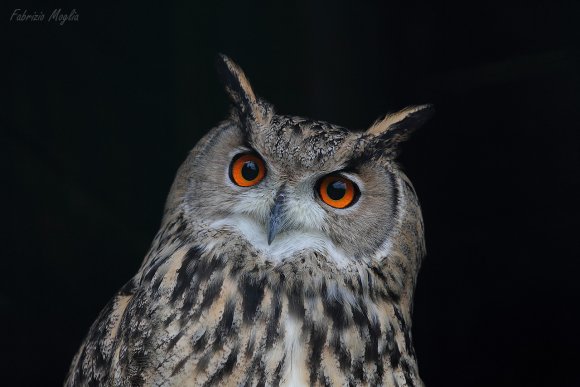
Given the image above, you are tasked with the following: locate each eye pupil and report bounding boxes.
[241,160,259,181]
[327,180,346,200]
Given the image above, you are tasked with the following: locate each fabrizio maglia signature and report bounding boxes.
[10,9,79,26]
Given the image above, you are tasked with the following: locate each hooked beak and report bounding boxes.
[267,189,286,245]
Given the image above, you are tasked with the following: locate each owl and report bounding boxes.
[65,55,433,387]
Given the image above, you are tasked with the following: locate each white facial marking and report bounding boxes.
[209,215,352,267]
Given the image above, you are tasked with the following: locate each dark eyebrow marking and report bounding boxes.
[242,140,254,151]
[236,141,266,161]
[340,161,363,175]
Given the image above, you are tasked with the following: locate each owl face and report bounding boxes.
[181,118,399,264]
[170,55,433,269]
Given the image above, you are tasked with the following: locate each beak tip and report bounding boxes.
[267,232,274,245]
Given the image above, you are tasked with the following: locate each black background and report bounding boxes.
[4,1,580,386]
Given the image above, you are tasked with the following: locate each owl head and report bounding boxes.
[163,55,432,303]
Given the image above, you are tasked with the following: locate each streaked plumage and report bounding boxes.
[65,55,433,386]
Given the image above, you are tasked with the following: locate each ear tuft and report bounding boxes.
[216,54,270,125]
[362,104,434,158]
[366,104,434,140]
[216,54,257,108]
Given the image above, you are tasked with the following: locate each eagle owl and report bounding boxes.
[66,55,433,387]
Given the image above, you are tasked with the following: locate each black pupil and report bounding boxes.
[327,180,346,200]
[241,160,259,181]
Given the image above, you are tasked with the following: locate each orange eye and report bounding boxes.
[318,175,359,209]
[229,153,266,187]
